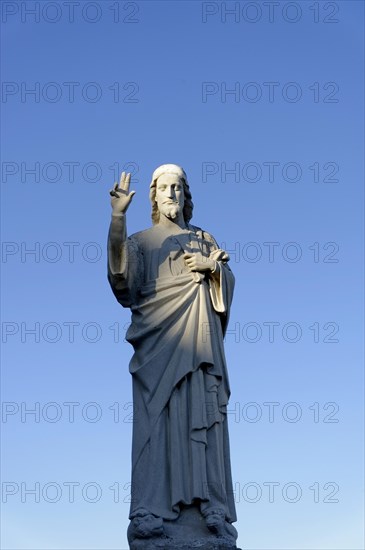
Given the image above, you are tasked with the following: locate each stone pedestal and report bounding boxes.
[128,505,241,549]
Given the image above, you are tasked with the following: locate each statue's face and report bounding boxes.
[155,173,185,221]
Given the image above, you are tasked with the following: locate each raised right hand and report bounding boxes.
[109,171,136,215]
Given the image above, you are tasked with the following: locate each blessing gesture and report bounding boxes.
[109,172,135,215]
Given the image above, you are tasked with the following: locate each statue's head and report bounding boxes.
[149,164,194,225]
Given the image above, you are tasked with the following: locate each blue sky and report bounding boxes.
[1,1,364,549]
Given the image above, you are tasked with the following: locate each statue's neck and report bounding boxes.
[158,214,187,231]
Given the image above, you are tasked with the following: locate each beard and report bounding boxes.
[162,203,181,220]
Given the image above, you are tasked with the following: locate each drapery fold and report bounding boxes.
[108,222,236,522]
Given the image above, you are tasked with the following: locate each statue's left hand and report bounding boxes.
[183,253,215,273]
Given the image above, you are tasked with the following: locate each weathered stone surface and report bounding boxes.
[128,505,241,550]
[130,541,239,549]
[108,166,240,549]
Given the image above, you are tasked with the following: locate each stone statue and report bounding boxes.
[107,165,240,549]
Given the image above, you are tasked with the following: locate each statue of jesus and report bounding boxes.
[107,164,239,549]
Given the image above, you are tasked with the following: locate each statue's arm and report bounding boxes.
[108,211,128,278]
[202,230,234,277]
[202,231,235,327]
[107,172,140,307]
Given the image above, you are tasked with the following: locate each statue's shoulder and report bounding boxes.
[129,226,157,245]
[129,226,152,237]
[189,224,218,246]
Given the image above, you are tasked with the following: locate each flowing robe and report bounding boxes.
[108,217,236,523]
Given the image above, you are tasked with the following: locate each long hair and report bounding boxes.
[149,170,194,225]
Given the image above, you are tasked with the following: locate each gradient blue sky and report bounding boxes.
[1,1,364,549]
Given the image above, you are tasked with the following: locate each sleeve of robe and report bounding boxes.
[107,214,142,308]
[202,230,235,337]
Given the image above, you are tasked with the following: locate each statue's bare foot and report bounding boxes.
[205,509,237,539]
[224,521,238,539]
[205,509,225,535]
[132,513,164,538]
